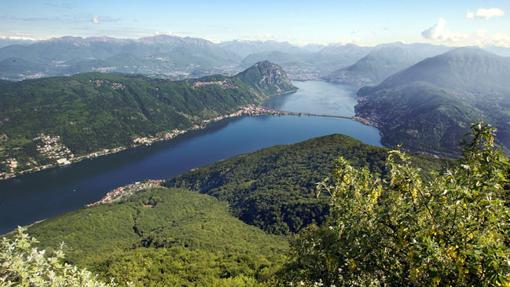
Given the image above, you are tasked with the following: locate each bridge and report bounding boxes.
[276,110,354,120]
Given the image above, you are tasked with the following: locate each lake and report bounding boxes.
[264,80,358,116]
[0,81,381,234]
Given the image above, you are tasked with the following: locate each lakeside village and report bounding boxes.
[87,179,165,207]
[0,105,284,181]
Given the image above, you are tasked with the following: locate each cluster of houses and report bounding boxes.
[35,134,74,166]
[192,79,237,89]
[133,128,188,146]
[90,79,125,90]
[204,105,282,124]
[87,179,165,207]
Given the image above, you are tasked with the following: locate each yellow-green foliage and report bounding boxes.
[0,227,115,287]
[284,123,510,286]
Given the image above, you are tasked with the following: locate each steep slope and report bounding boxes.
[0,62,296,176]
[325,43,449,88]
[27,188,287,286]
[166,134,442,234]
[356,47,510,155]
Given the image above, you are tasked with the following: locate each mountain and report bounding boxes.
[356,47,510,155]
[240,44,371,80]
[23,134,441,285]
[325,43,449,88]
[0,62,296,177]
[219,40,311,58]
[0,35,241,80]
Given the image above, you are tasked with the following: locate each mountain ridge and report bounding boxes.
[356,47,510,155]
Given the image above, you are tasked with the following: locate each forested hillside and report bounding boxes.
[167,134,442,234]
[0,61,296,176]
[27,188,288,286]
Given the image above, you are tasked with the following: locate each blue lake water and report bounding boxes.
[0,81,380,234]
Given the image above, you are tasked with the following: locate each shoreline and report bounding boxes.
[1,107,381,183]
[352,114,457,159]
[0,105,284,182]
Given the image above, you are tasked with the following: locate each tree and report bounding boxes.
[0,227,117,287]
[283,123,510,286]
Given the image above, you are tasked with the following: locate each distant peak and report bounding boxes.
[253,60,278,68]
[445,46,496,57]
[236,61,296,95]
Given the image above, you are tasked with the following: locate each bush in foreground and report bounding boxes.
[283,123,510,286]
[0,227,116,287]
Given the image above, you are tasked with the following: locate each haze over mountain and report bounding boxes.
[0,35,241,81]
[356,47,510,155]
[240,43,372,80]
[325,43,450,88]
[1,35,508,83]
[0,38,34,48]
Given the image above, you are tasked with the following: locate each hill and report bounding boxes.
[325,43,449,88]
[0,61,296,178]
[27,188,287,286]
[166,134,442,234]
[356,47,510,155]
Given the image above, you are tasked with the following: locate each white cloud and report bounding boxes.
[421,18,448,40]
[91,16,100,24]
[421,18,466,42]
[0,33,41,41]
[466,8,504,20]
[421,18,510,47]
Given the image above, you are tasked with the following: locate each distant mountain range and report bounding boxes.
[0,61,296,176]
[356,47,510,155]
[1,35,509,82]
[0,36,241,81]
[0,36,372,81]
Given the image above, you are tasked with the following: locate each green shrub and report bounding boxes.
[283,123,510,286]
[0,227,116,287]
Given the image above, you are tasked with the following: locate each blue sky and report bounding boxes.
[1,0,509,46]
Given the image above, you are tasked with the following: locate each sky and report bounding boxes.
[1,0,510,47]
